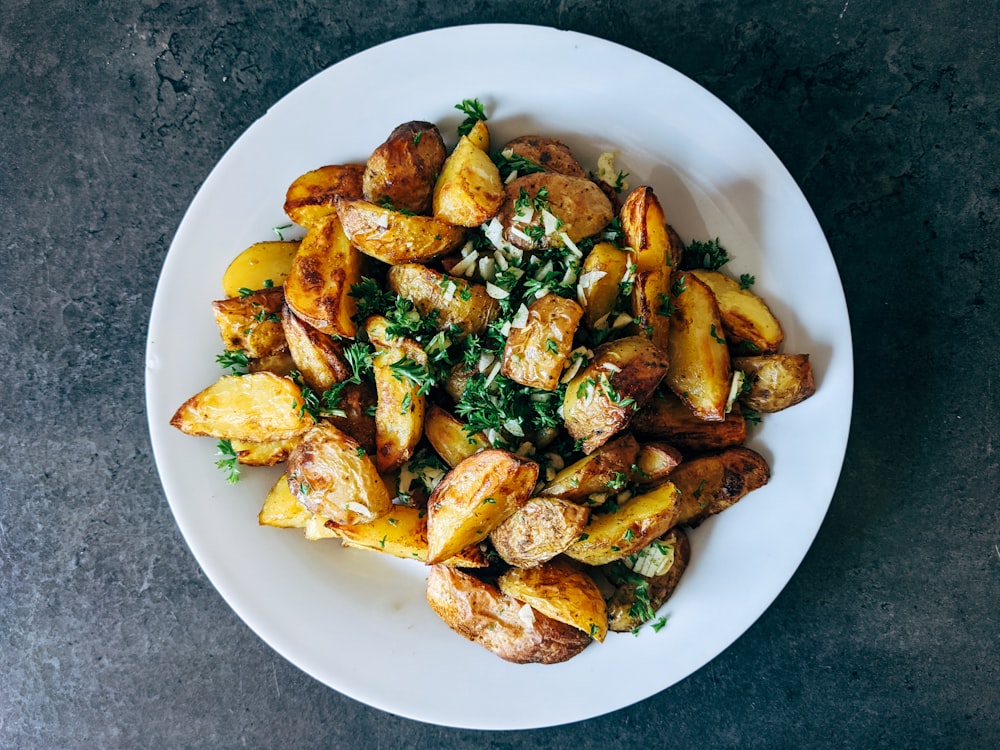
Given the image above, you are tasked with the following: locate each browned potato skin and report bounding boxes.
[631,392,749,452]
[424,404,490,468]
[498,558,608,641]
[605,527,691,632]
[734,354,816,412]
[620,187,683,271]
[670,446,770,527]
[280,304,351,392]
[212,287,286,359]
[690,269,784,354]
[500,173,613,250]
[631,267,672,353]
[500,136,587,177]
[387,264,499,336]
[432,134,505,227]
[284,164,365,228]
[633,442,683,486]
[501,293,584,391]
[363,121,446,215]
[325,382,377,455]
[490,496,591,568]
[336,197,468,265]
[425,566,592,664]
[543,433,640,502]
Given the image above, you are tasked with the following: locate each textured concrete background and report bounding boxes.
[2,1,997,747]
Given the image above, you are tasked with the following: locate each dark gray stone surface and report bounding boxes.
[1,1,997,747]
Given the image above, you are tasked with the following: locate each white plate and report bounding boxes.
[146,24,852,730]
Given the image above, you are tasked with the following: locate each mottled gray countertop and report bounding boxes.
[2,2,997,748]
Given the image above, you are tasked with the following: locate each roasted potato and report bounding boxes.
[498,558,608,641]
[631,267,672,353]
[170,372,314,441]
[285,421,392,525]
[258,473,311,529]
[500,135,587,177]
[284,164,365,228]
[670,446,770,526]
[620,186,684,271]
[499,173,613,250]
[283,214,361,338]
[632,442,683,486]
[325,381,377,455]
[734,354,816,412]
[465,119,490,151]
[230,437,299,466]
[280,304,351,392]
[211,287,286,359]
[424,404,490,468]
[501,293,584,391]
[221,241,299,298]
[336,197,467,264]
[363,121,446,215]
[490,495,591,568]
[665,272,732,421]
[425,565,591,664]
[543,433,640,502]
[386,263,499,336]
[248,349,297,378]
[630,391,749,452]
[562,336,669,453]
[426,449,539,564]
[690,269,784,354]
[604,527,691,631]
[433,134,505,227]
[578,241,629,329]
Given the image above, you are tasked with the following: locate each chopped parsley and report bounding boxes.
[214,439,240,484]
[216,349,249,375]
[682,237,730,270]
[455,98,487,137]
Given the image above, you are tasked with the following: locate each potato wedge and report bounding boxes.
[665,272,732,421]
[501,293,584,391]
[386,263,499,336]
[169,372,313,441]
[604,527,691,632]
[425,566,591,664]
[283,164,365,228]
[734,354,816,412]
[231,437,299,466]
[258,473,311,528]
[630,392,749,452]
[325,381,377,455]
[426,449,538,564]
[564,480,681,566]
[670,447,770,526]
[490,496,591,568]
[286,421,392,525]
[433,134,505,226]
[543,433,639,502]
[562,336,668,453]
[619,186,683,271]
[336,197,467,264]
[280,304,351,391]
[248,350,297,378]
[498,558,608,641]
[221,241,299,298]
[211,287,286,359]
[465,119,490,151]
[500,136,586,177]
[283,213,361,338]
[632,442,683,486]
[690,269,784,354]
[424,404,490,468]
[578,241,629,329]
[363,121,446,215]
[631,267,672,353]
[500,173,613,250]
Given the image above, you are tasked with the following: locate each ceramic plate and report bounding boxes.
[146,24,852,729]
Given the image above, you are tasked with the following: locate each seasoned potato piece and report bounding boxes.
[169,372,313,441]
[490,496,591,568]
[258,473,311,529]
[426,449,539,564]
[325,381,377,455]
[734,354,816,412]
[631,392,749,452]
[498,558,608,641]
[562,336,668,453]
[336,197,467,264]
[604,527,691,632]
[280,304,351,392]
[283,164,365,228]
[670,447,770,526]
[363,121,447,215]
[286,421,392,525]
[231,437,299,466]
[631,267,672,353]
[326,505,486,567]
[465,119,490,151]
[500,135,586,177]
[221,241,299,298]
[386,264,499,335]
[283,214,361,338]
[543,433,640,502]
[248,350,297,378]
[564,480,682,566]
[501,293,584,391]
[665,272,732,421]
[425,566,591,664]
[500,173,613,251]
[690,269,784,354]
[433,134,505,227]
[212,287,286,359]
[633,442,683,486]
[424,404,490,468]
[578,241,629,329]
[620,186,683,271]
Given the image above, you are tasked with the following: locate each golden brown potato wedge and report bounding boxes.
[690,269,784,354]
[283,164,365,228]
[498,558,608,641]
[619,186,683,271]
[665,272,732,421]
[633,442,683,486]
[631,267,672,353]
[258,473,311,529]
[283,214,361,338]
[433,134,505,227]
[500,136,586,177]
[670,446,770,526]
[211,287,286,359]
[231,437,299,466]
[336,197,467,265]
[424,404,491,468]
[248,350,297,378]
[325,381,377,455]
[500,173,613,250]
[543,433,639,502]
[490,495,591,568]
[733,354,816,412]
[280,304,351,392]
[564,480,682,566]
[363,121,447,215]
[604,527,691,632]
[285,421,392,525]
[386,263,499,336]
[169,372,313,442]
[425,565,591,664]
[501,293,584,391]
[426,449,539,564]
[221,241,299,298]
[630,392,749,452]
[465,119,490,151]
[562,336,669,454]
[579,241,629,329]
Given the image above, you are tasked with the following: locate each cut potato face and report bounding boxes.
[281,304,351,392]
[490,495,591,568]
[221,241,299,298]
[579,241,629,329]
[433,134,505,227]
[211,287,287,359]
[283,164,365,228]
[231,437,299,466]
[424,404,491,468]
[258,473,312,529]
[336,197,467,264]
[690,269,784,354]
[620,186,683,271]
